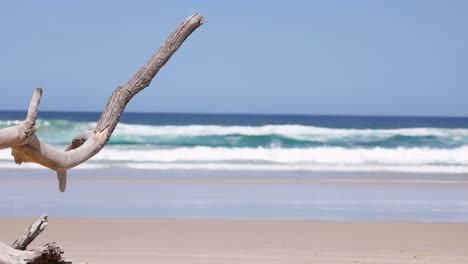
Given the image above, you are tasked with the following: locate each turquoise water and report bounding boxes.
[1,112,468,221]
[0,111,467,173]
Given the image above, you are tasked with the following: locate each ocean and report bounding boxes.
[0,111,467,173]
[1,111,468,221]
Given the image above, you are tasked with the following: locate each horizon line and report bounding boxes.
[0,109,466,119]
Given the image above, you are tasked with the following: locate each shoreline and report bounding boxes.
[1,168,468,222]
[2,217,468,264]
[2,167,468,181]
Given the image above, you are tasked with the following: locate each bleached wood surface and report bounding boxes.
[0,13,204,192]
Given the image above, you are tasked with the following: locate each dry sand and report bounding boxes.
[1,218,467,264]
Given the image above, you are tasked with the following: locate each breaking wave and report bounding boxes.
[1,119,467,173]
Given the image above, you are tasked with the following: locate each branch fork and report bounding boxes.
[0,13,205,192]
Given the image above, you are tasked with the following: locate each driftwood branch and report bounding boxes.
[0,215,72,264]
[0,88,42,149]
[0,242,68,264]
[95,13,206,136]
[0,13,205,192]
[12,214,48,250]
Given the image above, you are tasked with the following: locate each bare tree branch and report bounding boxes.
[0,88,42,149]
[95,13,206,136]
[0,13,205,192]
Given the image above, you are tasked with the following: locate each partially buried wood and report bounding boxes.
[0,13,205,192]
[0,242,69,264]
[0,215,72,264]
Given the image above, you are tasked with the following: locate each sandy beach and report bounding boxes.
[1,218,467,264]
[1,169,468,263]
[2,169,468,222]
[1,0,468,262]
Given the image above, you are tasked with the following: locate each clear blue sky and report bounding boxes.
[0,1,467,116]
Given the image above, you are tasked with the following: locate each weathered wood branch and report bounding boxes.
[0,88,42,149]
[0,215,72,264]
[64,131,93,152]
[12,214,48,250]
[0,13,204,191]
[95,13,206,135]
[0,242,67,264]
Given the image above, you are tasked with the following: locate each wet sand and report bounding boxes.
[2,169,468,221]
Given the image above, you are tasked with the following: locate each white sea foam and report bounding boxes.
[1,146,467,173]
[2,119,467,173]
[4,120,468,139]
[89,146,468,164]
[114,123,468,141]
